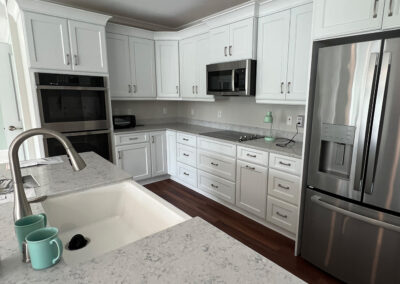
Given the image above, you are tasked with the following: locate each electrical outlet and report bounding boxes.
[190,108,195,116]
[163,107,167,115]
[287,115,293,126]
[297,115,305,127]
[217,110,222,118]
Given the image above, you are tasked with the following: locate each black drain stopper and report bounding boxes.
[68,234,88,250]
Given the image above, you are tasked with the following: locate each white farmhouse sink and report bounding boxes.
[41,180,191,264]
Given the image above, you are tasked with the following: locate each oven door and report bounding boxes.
[44,130,112,162]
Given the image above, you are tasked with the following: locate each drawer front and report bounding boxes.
[177,162,197,188]
[198,170,235,204]
[197,137,236,157]
[237,146,269,166]
[177,132,197,147]
[177,144,197,167]
[197,149,236,181]
[269,153,302,176]
[267,196,298,234]
[115,133,148,146]
[268,169,300,205]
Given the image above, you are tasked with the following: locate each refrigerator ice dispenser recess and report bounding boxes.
[318,123,356,179]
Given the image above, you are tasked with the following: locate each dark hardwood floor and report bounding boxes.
[145,179,340,284]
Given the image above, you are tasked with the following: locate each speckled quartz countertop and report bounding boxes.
[115,123,303,159]
[0,152,304,283]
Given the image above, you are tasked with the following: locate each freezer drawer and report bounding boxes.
[301,188,400,284]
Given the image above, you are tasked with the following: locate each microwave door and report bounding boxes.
[307,40,381,201]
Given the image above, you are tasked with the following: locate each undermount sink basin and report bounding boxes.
[41,180,191,264]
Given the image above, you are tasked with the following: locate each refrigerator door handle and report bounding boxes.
[354,53,379,192]
[364,52,392,195]
[311,195,400,233]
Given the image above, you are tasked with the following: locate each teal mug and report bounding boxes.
[14,213,47,251]
[25,227,63,270]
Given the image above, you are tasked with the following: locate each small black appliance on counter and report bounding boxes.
[112,115,136,129]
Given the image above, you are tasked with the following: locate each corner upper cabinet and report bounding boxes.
[313,0,385,39]
[209,18,256,63]
[24,12,71,70]
[155,41,180,99]
[256,4,312,104]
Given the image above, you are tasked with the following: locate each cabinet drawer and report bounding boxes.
[197,137,236,157]
[197,149,236,181]
[177,144,197,167]
[237,146,269,166]
[267,196,298,234]
[115,133,148,146]
[177,132,197,147]
[198,170,235,204]
[268,169,300,205]
[177,162,197,188]
[269,153,302,176]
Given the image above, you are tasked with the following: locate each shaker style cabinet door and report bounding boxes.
[382,0,400,30]
[166,130,177,176]
[229,18,255,61]
[68,20,108,73]
[286,4,313,102]
[116,143,152,181]
[256,10,291,101]
[195,33,211,99]
[150,132,168,177]
[24,12,71,70]
[313,0,384,39]
[155,41,180,99]
[208,25,230,63]
[179,38,197,99]
[129,37,157,98]
[106,33,132,98]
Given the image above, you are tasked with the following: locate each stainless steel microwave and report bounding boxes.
[206,59,256,96]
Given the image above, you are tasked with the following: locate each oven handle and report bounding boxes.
[43,129,111,138]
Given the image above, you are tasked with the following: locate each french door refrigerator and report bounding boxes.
[301,35,400,284]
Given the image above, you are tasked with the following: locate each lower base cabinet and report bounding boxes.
[150,131,168,177]
[116,143,152,180]
[266,196,298,234]
[177,162,197,187]
[198,170,235,204]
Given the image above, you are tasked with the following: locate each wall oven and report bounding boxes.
[206,59,256,96]
[36,73,112,162]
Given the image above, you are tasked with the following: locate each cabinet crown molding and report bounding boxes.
[258,0,313,17]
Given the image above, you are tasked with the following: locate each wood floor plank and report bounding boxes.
[145,179,340,284]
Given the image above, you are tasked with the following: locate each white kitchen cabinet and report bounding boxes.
[116,143,151,181]
[256,4,312,104]
[267,196,298,234]
[68,20,108,73]
[149,131,167,177]
[313,0,384,39]
[209,18,256,63]
[155,41,180,99]
[166,130,177,176]
[236,160,268,218]
[107,33,131,98]
[195,34,211,99]
[382,0,400,30]
[129,37,156,98]
[24,12,71,70]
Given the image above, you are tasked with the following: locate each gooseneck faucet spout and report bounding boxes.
[9,128,86,221]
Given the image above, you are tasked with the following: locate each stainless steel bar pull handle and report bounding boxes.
[176,86,179,94]
[280,82,284,94]
[133,85,137,93]
[388,0,393,16]
[118,151,122,160]
[74,55,79,65]
[287,82,291,94]
[373,0,379,18]
[276,211,288,219]
[211,162,218,166]
[196,85,198,94]
[245,165,255,170]
[211,183,219,189]
[224,46,227,56]
[9,125,23,131]
[128,84,132,93]
[65,54,70,65]
[246,153,256,158]
[192,86,195,94]
[311,195,400,233]
[229,45,232,56]
[183,172,189,176]
[278,184,290,190]
[183,153,189,157]
[279,161,291,166]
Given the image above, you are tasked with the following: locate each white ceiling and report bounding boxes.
[43,0,250,30]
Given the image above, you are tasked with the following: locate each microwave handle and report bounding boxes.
[231,70,235,92]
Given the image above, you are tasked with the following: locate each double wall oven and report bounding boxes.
[36,73,112,161]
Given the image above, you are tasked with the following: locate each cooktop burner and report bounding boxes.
[200,130,264,142]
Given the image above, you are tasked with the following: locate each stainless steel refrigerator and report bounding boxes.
[301,36,400,284]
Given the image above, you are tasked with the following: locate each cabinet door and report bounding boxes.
[209,25,230,63]
[382,0,400,29]
[155,41,180,98]
[166,130,177,176]
[116,143,151,181]
[229,18,255,60]
[24,12,71,70]
[313,0,384,39]
[195,33,212,99]
[129,37,156,98]
[106,33,132,98]
[256,10,290,101]
[286,4,313,102]
[179,38,197,98]
[150,131,168,177]
[236,160,268,218]
[68,20,108,73]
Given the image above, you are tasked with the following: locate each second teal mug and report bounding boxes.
[14,213,47,251]
[25,227,63,270]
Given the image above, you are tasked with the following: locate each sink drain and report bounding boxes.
[65,234,90,251]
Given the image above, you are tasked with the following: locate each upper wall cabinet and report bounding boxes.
[107,32,156,100]
[24,12,108,73]
[312,0,400,39]
[256,4,313,104]
[209,18,256,63]
[179,34,214,101]
[155,41,180,99]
